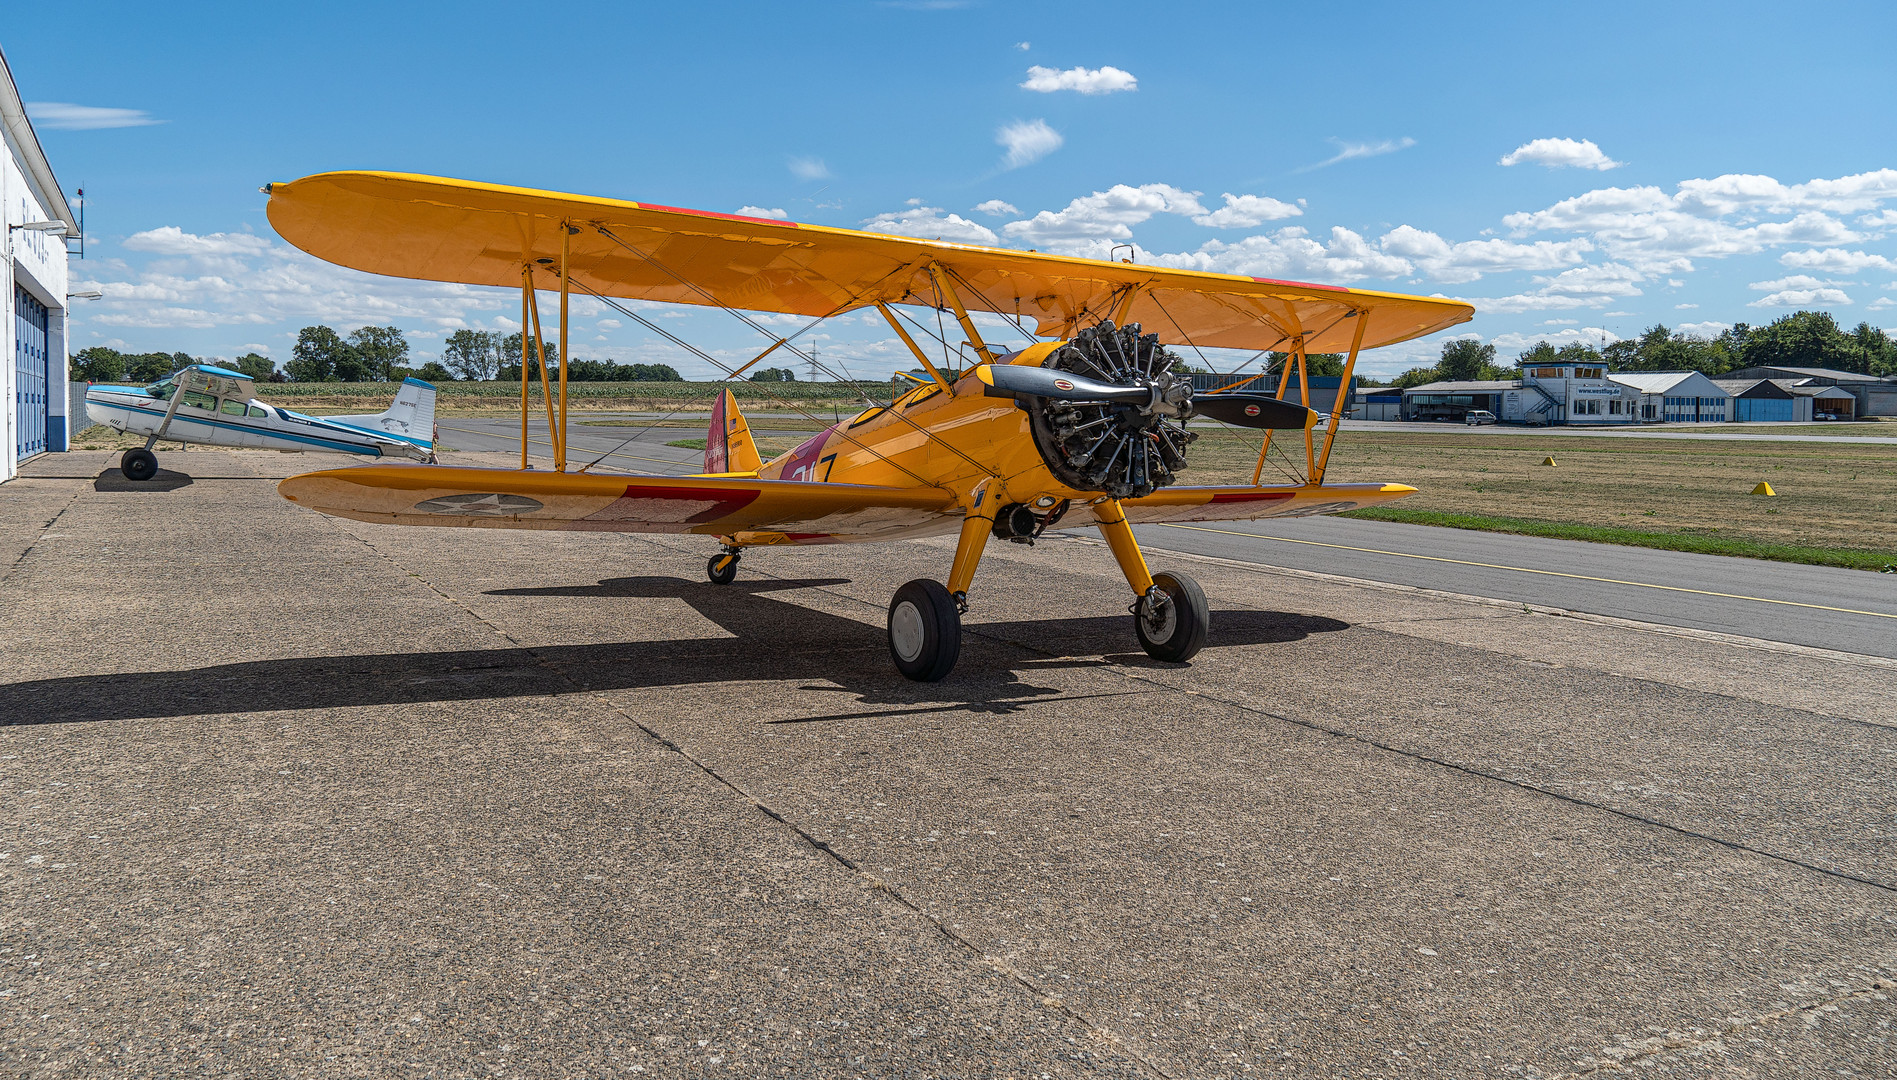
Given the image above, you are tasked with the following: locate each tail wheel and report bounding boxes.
[706,552,740,585]
[120,449,159,482]
[1134,570,1209,663]
[887,579,962,682]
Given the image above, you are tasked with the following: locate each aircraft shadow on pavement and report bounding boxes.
[2,576,1348,727]
[94,468,193,492]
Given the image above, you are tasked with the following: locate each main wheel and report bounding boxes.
[1134,570,1209,663]
[706,552,740,585]
[121,448,159,482]
[887,579,962,682]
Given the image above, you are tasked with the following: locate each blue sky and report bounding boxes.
[9,0,1897,379]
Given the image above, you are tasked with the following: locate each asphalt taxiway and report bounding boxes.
[4,448,1893,1078]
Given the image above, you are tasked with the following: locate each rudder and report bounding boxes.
[704,389,762,475]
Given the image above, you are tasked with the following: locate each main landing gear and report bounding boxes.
[120,447,159,482]
[881,495,1211,682]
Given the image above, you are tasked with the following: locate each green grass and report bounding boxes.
[665,438,708,450]
[1341,506,1897,573]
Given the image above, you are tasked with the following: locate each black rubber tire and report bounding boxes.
[706,552,740,585]
[1134,570,1209,663]
[887,579,962,682]
[121,449,159,482]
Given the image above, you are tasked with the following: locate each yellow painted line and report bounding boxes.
[1156,523,1897,621]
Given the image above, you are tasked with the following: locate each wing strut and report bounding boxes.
[1313,310,1369,484]
[928,264,998,365]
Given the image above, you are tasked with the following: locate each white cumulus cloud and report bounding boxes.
[1676,321,1733,338]
[860,206,999,245]
[1149,226,1412,282]
[1747,275,1854,308]
[123,226,271,258]
[1779,248,1897,273]
[1020,65,1138,94]
[736,206,789,219]
[1499,138,1623,171]
[1189,193,1302,229]
[973,199,1018,217]
[1379,226,1593,285]
[996,120,1062,169]
[1001,184,1207,250]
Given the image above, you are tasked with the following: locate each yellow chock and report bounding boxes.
[1541,456,1557,466]
[1752,481,1777,496]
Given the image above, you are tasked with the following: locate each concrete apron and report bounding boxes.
[2,448,1893,1078]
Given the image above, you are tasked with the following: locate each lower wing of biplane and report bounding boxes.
[264,170,1472,682]
[278,464,1413,543]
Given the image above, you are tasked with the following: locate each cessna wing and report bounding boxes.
[265,171,1472,355]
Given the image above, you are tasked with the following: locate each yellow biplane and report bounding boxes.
[267,172,1472,680]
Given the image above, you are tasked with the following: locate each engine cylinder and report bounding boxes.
[1023,321,1196,500]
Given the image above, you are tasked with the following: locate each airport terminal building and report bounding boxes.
[1402,358,1641,425]
[2,46,77,484]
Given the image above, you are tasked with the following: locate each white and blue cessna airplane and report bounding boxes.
[86,364,436,481]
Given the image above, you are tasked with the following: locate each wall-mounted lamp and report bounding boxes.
[67,289,103,301]
[11,221,70,236]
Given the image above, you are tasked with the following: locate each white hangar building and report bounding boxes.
[2,44,78,484]
[1608,371,1733,424]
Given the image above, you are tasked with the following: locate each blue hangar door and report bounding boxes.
[15,286,50,463]
[1734,397,1792,422]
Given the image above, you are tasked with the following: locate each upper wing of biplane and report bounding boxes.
[265,172,1473,354]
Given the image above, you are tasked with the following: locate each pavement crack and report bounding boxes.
[719,542,1897,898]
[322,524,1178,1079]
[1550,975,1897,1077]
[0,485,86,587]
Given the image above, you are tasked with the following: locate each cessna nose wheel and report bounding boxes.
[120,448,159,482]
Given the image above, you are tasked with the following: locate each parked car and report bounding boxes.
[1464,410,1497,426]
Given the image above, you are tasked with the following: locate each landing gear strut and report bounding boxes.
[120,448,159,482]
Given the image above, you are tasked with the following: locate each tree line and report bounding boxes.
[70,325,689,385]
[1371,310,1897,389]
[70,309,1897,390]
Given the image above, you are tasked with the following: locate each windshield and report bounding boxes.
[145,379,176,399]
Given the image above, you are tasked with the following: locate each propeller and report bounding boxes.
[1189,393,1318,431]
[977,363,1158,406]
[976,363,1317,430]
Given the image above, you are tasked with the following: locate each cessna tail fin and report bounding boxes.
[329,377,437,452]
[704,389,763,475]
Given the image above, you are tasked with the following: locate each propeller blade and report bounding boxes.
[976,363,1153,404]
[1190,393,1318,430]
